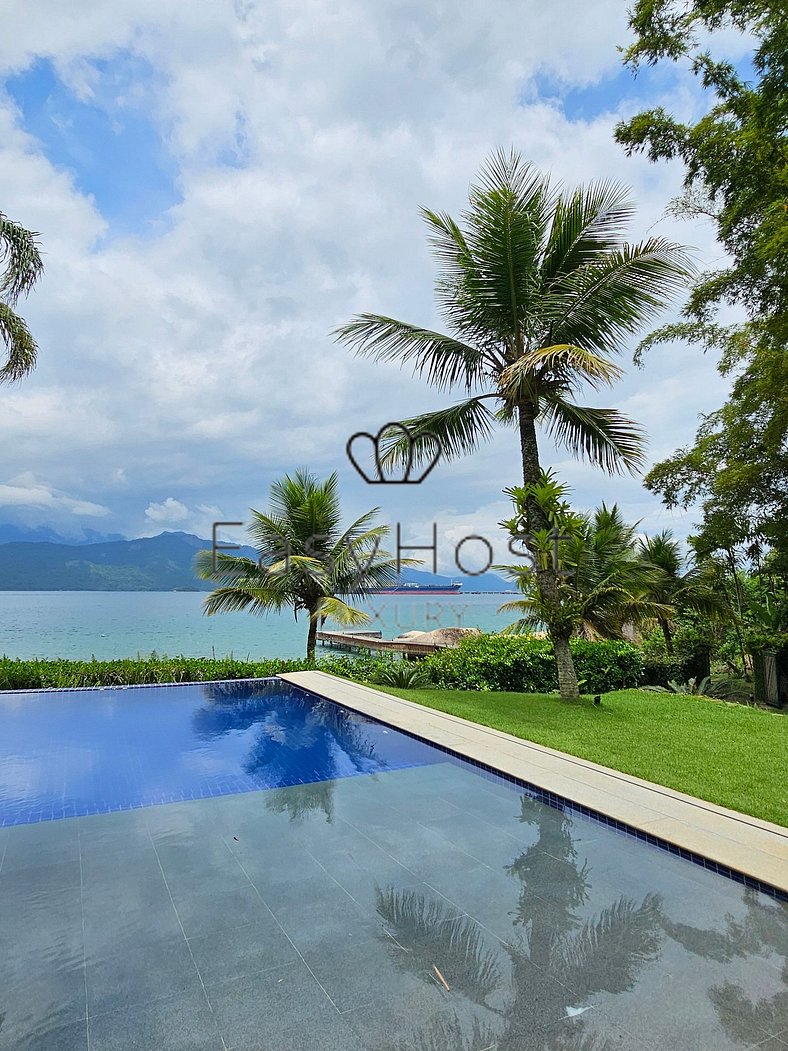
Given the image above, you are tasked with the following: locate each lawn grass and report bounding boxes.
[381,687,787,827]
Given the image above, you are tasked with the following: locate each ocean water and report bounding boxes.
[0,590,515,661]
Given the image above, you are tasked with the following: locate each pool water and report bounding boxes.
[0,680,785,1050]
[0,680,455,826]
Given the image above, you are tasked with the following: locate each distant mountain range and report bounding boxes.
[0,528,513,592]
[0,523,127,546]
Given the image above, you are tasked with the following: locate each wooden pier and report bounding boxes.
[316,629,445,657]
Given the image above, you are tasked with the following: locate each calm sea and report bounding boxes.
[0,591,516,661]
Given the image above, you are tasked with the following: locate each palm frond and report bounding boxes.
[543,238,696,354]
[201,585,285,617]
[333,314,489,392]
[0,211,43,304]
[376,397,499,468]
[375,886,502,1003]
[460,150,552,341]
[498,343,624,403]
[194,550,261,583]
[0,301,38,383]
[542,398,647,474]
[315,596,370,626]
[540,180,636,284]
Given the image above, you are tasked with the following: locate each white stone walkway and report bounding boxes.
[280,671,788,894]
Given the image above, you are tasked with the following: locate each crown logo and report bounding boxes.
[346,422,443,484]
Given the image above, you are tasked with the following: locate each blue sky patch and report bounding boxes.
[528,64,677,122]
[5,52,180,237]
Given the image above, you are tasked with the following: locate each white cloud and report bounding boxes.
[0,0,746,543]
[0,473,110,517]
[144,497,189,523]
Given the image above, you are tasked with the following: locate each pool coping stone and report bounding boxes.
[279,670,788,895]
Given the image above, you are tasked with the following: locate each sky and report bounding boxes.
[0,1,749,573]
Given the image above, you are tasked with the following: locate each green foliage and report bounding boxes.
[336,149,691,483]
[746,630,788,653]
[617,0,788,335]
[644,674,753,705]
[422,635,643,693]
[0,652,395,692]
[336,148,692,700]
[500,480,671,644]
[616,2,788,565]
[640,622,714,684]
[370,662,432,689]
[0,210,44,383]
[641,657,686,688]
[196,469,408,659]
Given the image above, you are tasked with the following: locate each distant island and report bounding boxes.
[0,528,513,592]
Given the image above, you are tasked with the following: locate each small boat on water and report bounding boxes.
[373,581,462,596]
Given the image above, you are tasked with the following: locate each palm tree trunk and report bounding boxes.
[306,613,318,661]
[518,405,580,700]
[517,405,544,513]
[553,634,579,697]
[659,617,674,656]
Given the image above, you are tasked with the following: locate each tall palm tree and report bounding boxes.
[638,530,727,654]
[195,469,405,659]
[1,211,44,383]
[336,149,692,698]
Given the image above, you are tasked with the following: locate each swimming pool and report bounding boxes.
[0,679,785,1050]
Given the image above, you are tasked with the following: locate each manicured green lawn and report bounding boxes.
[381,687,787,827]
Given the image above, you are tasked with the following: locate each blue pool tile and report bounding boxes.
[1,679,788,1050]
[0,679,454,828]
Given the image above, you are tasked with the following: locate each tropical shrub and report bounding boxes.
[422,635,643,693]
[0,652,395,692]
[371,663,432,689]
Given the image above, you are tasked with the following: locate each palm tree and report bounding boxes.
[1,211,44,383]
[195,469,406,659]
[335,149,692,698]
[499,476,670,650]
[638,530,727,654]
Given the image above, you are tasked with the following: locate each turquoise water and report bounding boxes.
[0,591,514,660]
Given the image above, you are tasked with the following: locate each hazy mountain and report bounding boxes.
[0,523,127,545]
[0,532,219,591]
[0,530,512,592]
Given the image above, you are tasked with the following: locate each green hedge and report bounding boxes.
[0,653,394,691]
[0,637,643,694]
[422,635,643,693]
[641,658,686,687]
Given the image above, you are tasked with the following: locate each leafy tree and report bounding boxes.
[616,0,787,334]
[195,469,405,659]
[0,211,44,383]
[336,150,691,698]
[615,1,788,562]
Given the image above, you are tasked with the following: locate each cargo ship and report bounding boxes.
[373,581,462,595]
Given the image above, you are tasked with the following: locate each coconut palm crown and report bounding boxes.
[335,149,693,697]
[195,470,408,659]
[1,210,44,384]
